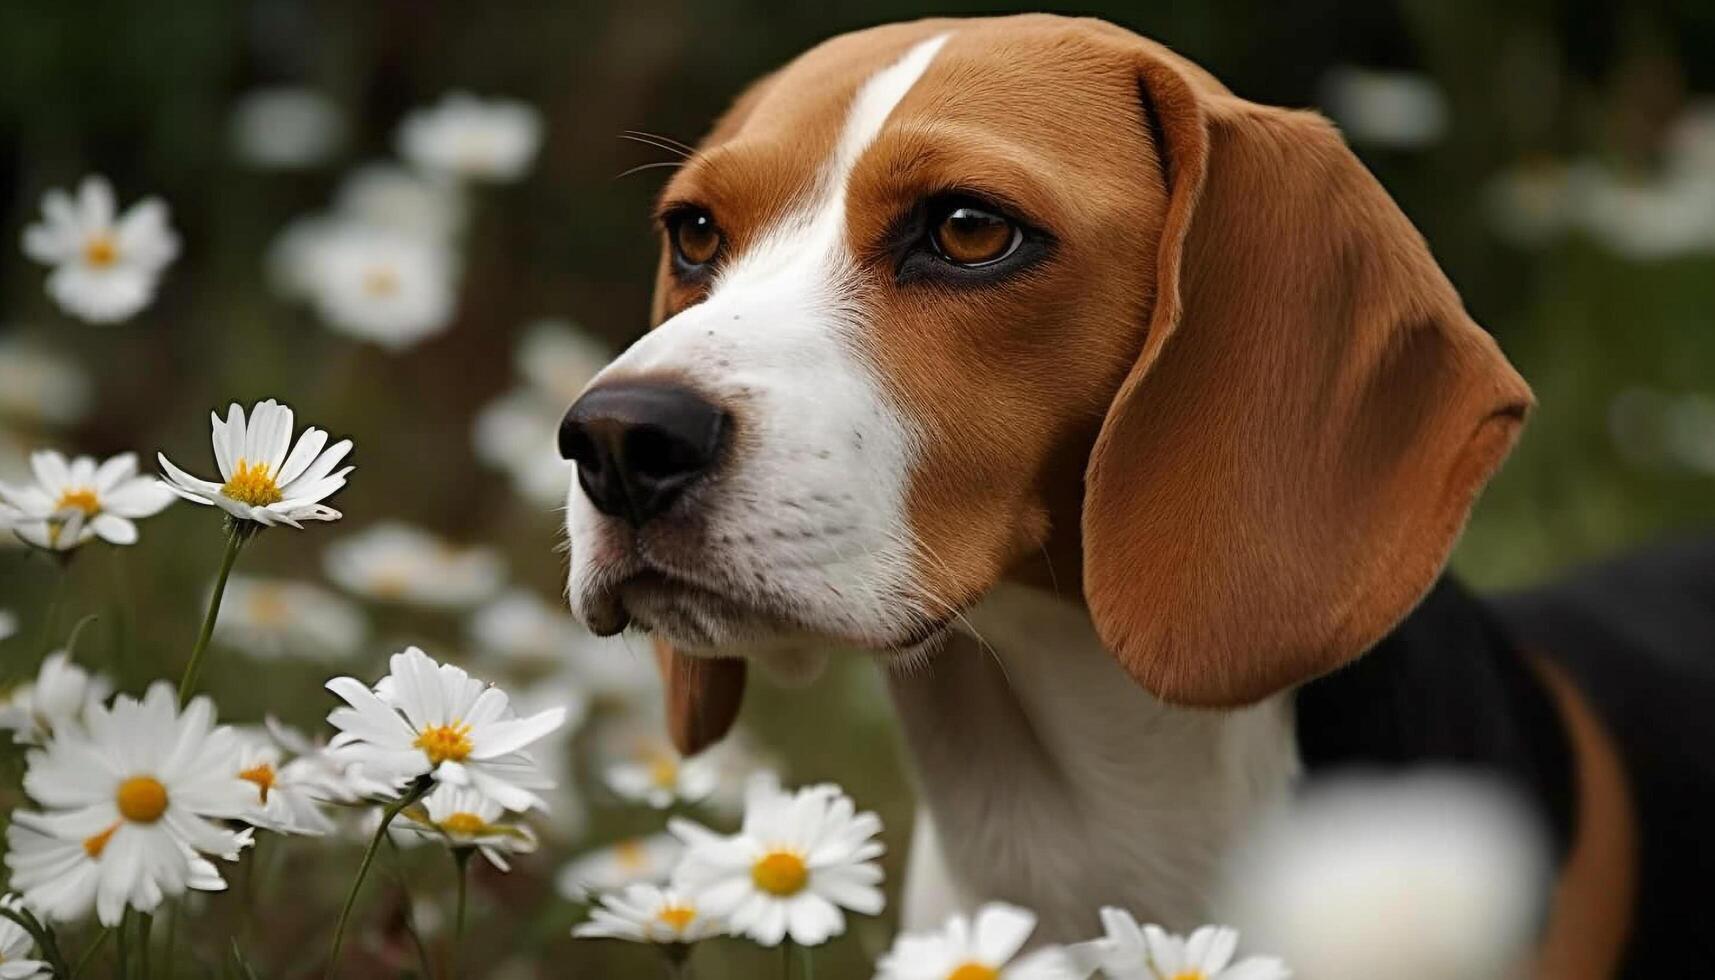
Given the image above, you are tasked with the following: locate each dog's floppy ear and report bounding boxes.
[653,639,746,756]
[1082,52,1533,707]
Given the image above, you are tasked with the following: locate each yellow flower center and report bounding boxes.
[1168,972,1207,980]
[362,266,400,297]
[221,458,283,508]
[655,904,697,932]
[414,722,473,765]
[614,839,648,871]
[751,850,808,897]
[440,812,488,836]
[83,233,119,268]
[116,776,169,823]
[947,965,1000,980]
[248,587,291,626]
[648,753,679,790]
[83,822,120,859]
[239,762,277,803]
[56,487,101,515]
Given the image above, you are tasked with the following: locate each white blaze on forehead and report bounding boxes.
[568,33,953,646]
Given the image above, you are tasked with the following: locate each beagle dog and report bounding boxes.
[557,15,1714,976]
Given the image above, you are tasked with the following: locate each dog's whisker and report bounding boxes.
[621,129,695,157]
[613,160,685,180]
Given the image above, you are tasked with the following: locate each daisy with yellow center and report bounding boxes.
[7,683,255,926]
[0,651,111,746]
[604,738,720,810]
[0,450,174,552]
[229,733,336,836]
[669,776,885,947]
[326,646,567,812]
[398,92,542,183]
[304,225,456,350]
[399,785,538,871]
[325,522,503,608]
[1065,908,1290,980]
[158,399,353,529]
[213,577,365,661]
[876,903,1081,980]
[21,175,179,324]
[574,884,724,945]
[556,835,683,901]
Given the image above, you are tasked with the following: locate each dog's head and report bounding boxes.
[560,15,1531,753]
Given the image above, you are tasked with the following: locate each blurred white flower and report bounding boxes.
[878,903,1080,980]
[158,399,352,528]
[231,731,336,836]
[3,811,243,926]
[0,651,112,745]
[0,450,174,551]
[468,588,594,668]
[1576,163,1715,260]
[0,609,15,643]
[21,176,179,324]
[336,164,467,242]
[0,339,92,426]
[325,521,504,608]
[263,717,403,805]
[230,88,345,169]
[0,906,49,979]
[325,646,567,811]
[1225,772,1547,980]
[515,319,610,402]
[306,224,458,350]
[670,776,884,947]
[557,834,683,900]
[399,784,539,871]
[574,884,724,945]
[473,387,572,507]
[1068,910,1289,980]
[214,576,365,659]
[11,683,255,925]
[398,92,543,183]
[1319,67,1447,149]
[603,737,719,810]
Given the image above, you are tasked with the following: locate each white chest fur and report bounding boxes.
[884,583,1301,941]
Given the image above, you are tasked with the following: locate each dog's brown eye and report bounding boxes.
[931,206,1020,266]
[670,211,722,268]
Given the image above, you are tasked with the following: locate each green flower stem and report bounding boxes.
[137,912,152,980]
[69,925,112,979]
[38,555,70,656]
[324,778,432,978]
[384,836,434,980]
[117,910,131,980]
[451,846,475,978]
[801,944,814,980]
[176,525,246,706]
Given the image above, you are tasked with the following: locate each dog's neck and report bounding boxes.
[883,581,1300,941]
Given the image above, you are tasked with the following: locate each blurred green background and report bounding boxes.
[1,0,1713,976]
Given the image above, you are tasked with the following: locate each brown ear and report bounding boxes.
[1082,54,1533,707]
[654,638,746,756]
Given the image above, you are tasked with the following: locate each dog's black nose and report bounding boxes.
[559,382,727,527]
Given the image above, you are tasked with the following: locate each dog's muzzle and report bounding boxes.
[558,380,727,528]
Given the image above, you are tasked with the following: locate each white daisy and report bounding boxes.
[230,88,344,169]
[214,576,365,659]
[472,388,572,507]
[0,899,49,980]
[4,811,245,926]
[669,776,884,947]
[231,731,337,836]
[157,398,353,528]
[0,651,112,745]
[0,450,174,551]
[12,683,254,925]
[557,835,683,901]
[0,338,92,426]
[325,646,566,811]
[468,589,599,670]
[1068,909,1288,980]
[325,522,503,608]
[1483,159,1577,249]
[398,784,538,871]
[306,224,457,349]
[878,903,1082,980]
[575,884,724,945]
[335,164,467,242]
[1317,67,1446,149]
[21,176,179,323]
[397,93,543,183]
[602,734,719,811]
[515,319,611,402]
